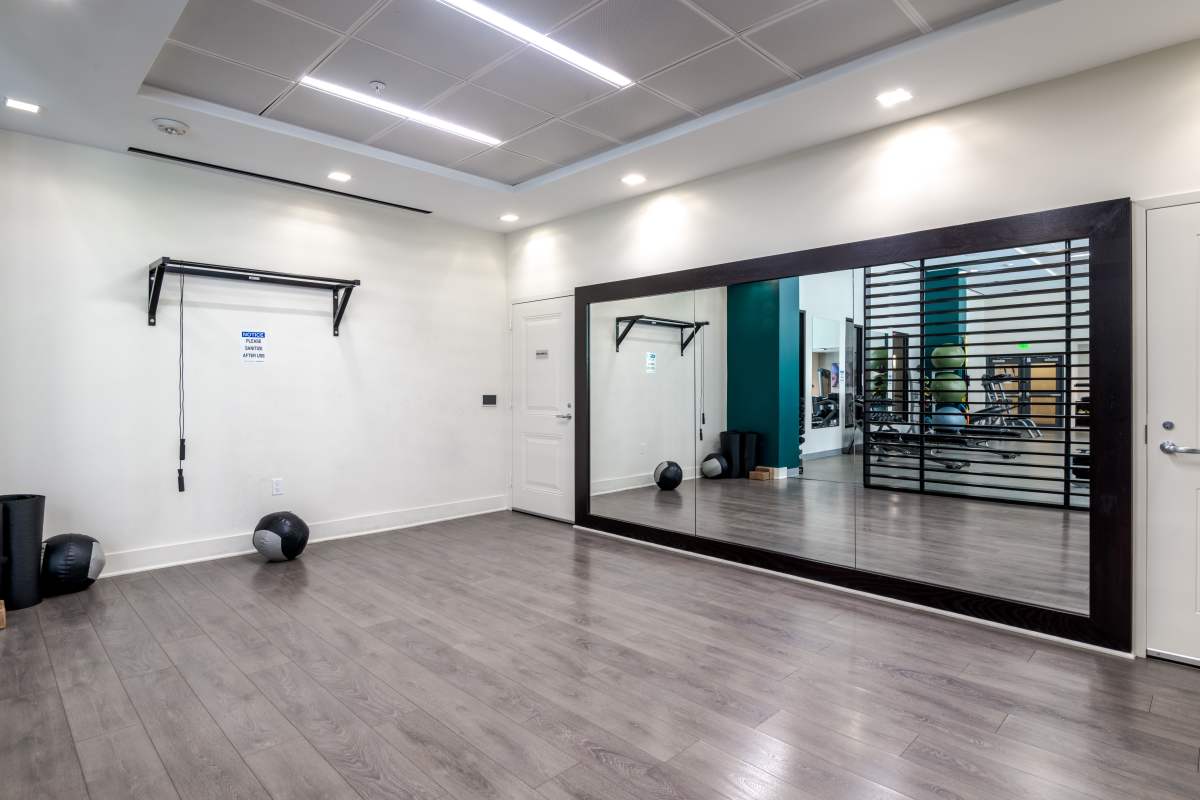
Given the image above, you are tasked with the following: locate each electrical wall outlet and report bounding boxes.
[271,478,284,496]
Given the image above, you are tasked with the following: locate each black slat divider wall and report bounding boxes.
[862,240,1091,509]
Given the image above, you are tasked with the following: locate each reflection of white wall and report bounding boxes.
[589,289,726,492]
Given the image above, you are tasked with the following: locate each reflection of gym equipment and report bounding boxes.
[969,374,1044,439]
[811,368,840,428]
[812,396,838,428]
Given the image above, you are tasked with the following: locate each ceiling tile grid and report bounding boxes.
[143,0,1020,185]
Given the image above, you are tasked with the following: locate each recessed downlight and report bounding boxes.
[327,171,352,182]
[499,213,520,222]
[5,97,40,113]
[153,117,190,136]
[621,173,646,187]
[436,0,631,87]
[876,88,913,108]
[300,76,501,146]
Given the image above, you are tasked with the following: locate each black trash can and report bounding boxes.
[741,432,760,475]
[1,494,45,610]
[720,431,744,479]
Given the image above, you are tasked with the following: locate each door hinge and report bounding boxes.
[1144,424,1148,444]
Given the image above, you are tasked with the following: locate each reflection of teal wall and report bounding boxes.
[727,278,800,468]
[924,267,966,409]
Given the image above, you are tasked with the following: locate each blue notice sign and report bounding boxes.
[240,330,267,364]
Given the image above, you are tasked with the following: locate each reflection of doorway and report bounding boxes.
[986,354,1064,428]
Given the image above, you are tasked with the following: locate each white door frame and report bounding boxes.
[1133,190,1200,658]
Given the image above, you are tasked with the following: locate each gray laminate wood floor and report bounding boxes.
[2,511,1195,800]
[590,476,1089,612]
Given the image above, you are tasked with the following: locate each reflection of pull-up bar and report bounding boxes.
[615,315,710,355]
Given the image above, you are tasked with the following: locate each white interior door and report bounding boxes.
[1148,202,1200,665]
[511,296,575,522]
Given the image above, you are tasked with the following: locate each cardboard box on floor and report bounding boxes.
[750,466,787,481]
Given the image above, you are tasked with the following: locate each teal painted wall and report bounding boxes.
[726,278,800,468]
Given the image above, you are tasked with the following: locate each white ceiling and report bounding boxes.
[143,0,1019,184]
[3,0,1200,231]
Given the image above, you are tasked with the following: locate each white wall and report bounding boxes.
[0,130,509,574]
[508,39,1200,297]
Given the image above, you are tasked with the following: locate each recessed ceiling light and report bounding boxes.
[435,0,631,87]
[499,213,520,222]
[621,173,646,186]
[876,88,913,108]
[328,171,352,182]
[5,97,40,113]
[300,76,501,146]
[153,117,190,136]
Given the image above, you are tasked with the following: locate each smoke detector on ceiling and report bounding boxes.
[153,117,190,136]
[369,81,386,94]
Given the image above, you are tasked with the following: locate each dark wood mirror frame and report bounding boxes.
[574,198,1132,651]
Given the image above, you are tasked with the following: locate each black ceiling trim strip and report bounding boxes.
[126,147,433,215]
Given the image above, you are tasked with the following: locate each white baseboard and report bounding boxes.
[591,468,698,495]
[101,494,508,577]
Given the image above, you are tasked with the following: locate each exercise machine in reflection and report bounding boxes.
[866,360,1046,472]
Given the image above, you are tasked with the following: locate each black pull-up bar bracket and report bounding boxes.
[614,315,710,355]
[147,257,361,336]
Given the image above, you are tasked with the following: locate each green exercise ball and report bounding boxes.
[931,344,966,369]
[930,371,967,404]
[866,348,888,372]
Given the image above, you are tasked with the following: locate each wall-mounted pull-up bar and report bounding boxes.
[615,315,710,355]
[147,257,362,336]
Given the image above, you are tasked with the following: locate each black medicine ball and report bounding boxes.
[253,511,310,562]
[41,533,106,596]
[700,452,728,479]
[654,461,683,490]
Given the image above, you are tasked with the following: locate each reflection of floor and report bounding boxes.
[590,471,1089,613]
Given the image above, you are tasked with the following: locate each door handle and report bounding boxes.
[555,413,573,420]
[1160,440,1200,455]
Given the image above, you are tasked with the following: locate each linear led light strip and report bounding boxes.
[300,75,503,146]
[436,0,632,87]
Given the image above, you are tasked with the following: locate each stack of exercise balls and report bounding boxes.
[929,343,967,429]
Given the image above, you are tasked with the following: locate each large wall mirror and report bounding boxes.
[575,200,1131,650]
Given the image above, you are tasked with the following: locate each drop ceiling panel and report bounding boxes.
[267,0,380,31]
[457,147,554,183]
[473,46,615,115]
[645,41,791,113]
[689,0,808,32]
[749,0,921,76]
[484,0,597,31]
[310,39,460,109]
[507,120,612,163]
[551,0,730,80]
[266,85,397,141]
[565,85,693,142]
[169,0,339,78]
[426,83,550,141]
[145,43,290,114]
[908,0,1017,29]
[357,0,523,78]
[373,122,491,165]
